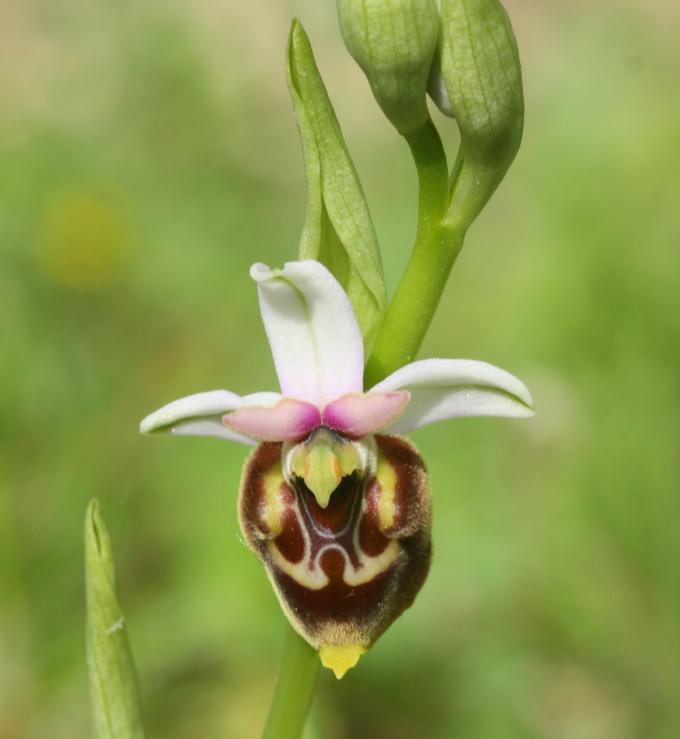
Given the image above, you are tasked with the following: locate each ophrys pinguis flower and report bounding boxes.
[140,260,533,677]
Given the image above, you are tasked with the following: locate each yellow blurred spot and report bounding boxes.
[319,643,367,679]
[36,190,131,289]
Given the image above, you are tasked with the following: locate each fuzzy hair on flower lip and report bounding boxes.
[139,259,534,678]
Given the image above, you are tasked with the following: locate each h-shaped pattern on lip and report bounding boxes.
[238,433,432,666]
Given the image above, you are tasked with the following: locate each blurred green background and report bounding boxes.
[1,0,679,737]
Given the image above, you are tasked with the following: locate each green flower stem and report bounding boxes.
[261,625,320,739]
[365,119,461,386]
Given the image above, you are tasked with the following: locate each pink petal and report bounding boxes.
[223,398,321,442]
[322,392,411,438]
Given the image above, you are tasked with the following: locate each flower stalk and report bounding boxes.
[261,628,320,739]
[365,119,456,386]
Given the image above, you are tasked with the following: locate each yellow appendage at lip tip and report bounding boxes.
[319,644,367,679]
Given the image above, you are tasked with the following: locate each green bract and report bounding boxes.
[429,0,524,227]
[287,20,387,347]
[85,500,145,739]
[337,0,440,135]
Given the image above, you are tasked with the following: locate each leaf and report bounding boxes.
[287,20,387,347]
[85,499,145,739]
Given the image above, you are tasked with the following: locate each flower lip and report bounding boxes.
[238,432,431,672]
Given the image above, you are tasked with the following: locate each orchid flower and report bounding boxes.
[140,260,533,678]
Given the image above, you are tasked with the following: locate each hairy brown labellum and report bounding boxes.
[238,427,431,675]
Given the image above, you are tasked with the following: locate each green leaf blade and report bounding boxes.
[287,20,387,347]
[85,499,145,739]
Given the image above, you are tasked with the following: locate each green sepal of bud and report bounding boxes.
[429,0,524,227]
[85,499,145,739]
[337,0,440,135]
[287,20,387,347]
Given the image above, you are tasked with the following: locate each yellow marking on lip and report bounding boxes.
[376,456,397,531]
[267,539,329,590]
[319,643,367,679]
[343,540,400,586]
[269,538,400,590]
[260,466,286,537]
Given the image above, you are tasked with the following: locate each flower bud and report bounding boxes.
[337,0,440,135]
[429,0,524,223]
[239,430,431,678]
